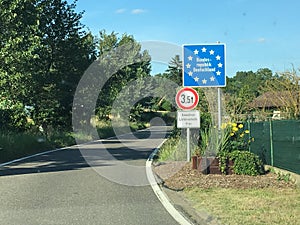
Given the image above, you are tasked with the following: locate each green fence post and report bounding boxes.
[269,119,274,166]
[247,119,251,152]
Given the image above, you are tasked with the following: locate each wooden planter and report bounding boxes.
[191,156,198,170]
[191,156,209,174]
[227,159,234,175]
[207,157,222,174]
[192,156,235,175]
[198,157,209,174]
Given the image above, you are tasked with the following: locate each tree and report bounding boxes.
[0,0,97,131]
[263,68,300,119]
[165,55,182,85]
[95,31,151,119]
[31,0,97,131]
[224,68,274,120]
[0,0,42,131]
[149,55,183,111]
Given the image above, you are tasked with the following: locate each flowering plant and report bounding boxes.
[216,122,253,173]
[221,122,252,152]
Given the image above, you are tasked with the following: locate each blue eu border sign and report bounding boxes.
[183,44,226,87]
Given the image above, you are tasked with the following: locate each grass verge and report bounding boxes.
[157,128,199,162]
[0,131,84,163]
[0,121,149,164]
[184,187,300,225]
[158,135,186,161]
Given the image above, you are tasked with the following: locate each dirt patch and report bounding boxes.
[153,161,296,190]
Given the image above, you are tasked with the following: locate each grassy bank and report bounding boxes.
[184,187,300,225]
[0,131,83,163]
[0,120,148,164]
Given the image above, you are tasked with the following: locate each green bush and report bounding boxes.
[0,132,53,163]
[229,150,265,176]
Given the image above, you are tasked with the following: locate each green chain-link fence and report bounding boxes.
[246,120,300,174]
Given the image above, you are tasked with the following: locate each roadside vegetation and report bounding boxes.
[0,0,173,163]
[0,120,151,163]
[156,64,300,225]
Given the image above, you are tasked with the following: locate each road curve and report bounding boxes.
[0,126,180,225]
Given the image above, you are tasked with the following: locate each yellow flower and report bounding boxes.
[230,133,234,136]
[240,133,244,138]
[232,127,239,132]
[221,123,227,129]
[231,122,237,127]
[238,124,243,129]
[245,130,250,134]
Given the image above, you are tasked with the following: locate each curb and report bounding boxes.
[146,141,193,225]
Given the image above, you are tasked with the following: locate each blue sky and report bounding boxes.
[71,0,300,77]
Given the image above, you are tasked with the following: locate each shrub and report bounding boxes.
[229,150,265,176]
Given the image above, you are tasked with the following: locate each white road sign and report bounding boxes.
[177,110,200,128]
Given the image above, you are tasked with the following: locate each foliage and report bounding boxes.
[262,68,300,119]
[218,122,252,152]
[0,0,97,131]
[165,55,182,85]
[216,122,254,173]
[157,128,188,161]
[0,98,30,131]
[0,131,77,163]
[276,172,291,182]
[224,68,274,120]
[229,150,265,176]
[96,31,151,120]
[194,129,209,156]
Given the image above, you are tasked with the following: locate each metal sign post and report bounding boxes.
[218,87,222,133]
[187,128,190,161]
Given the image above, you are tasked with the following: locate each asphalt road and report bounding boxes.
[0,126,179,225]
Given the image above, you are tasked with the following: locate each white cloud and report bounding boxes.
[239,37,267,44]
[131,9,146,14]
[115,8,126,14]
[257,37,266,43]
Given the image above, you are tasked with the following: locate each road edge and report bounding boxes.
[146,141,193,225]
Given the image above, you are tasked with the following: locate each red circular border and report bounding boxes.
[175,87,199,110]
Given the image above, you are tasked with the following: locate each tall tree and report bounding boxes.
[0,0,96,131]
[0,0,42,131]
[263,69,300,119]
[224,68,274,120]
[165,55,182,85]
[32,0,97,130]
[96,31,151,119]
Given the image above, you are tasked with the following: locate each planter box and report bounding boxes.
[227,159,234,175]
[198,157,209,174]
[192,156,235,175]
[192,156,198,170]
[207,157,222,174]
[191,156,208,174]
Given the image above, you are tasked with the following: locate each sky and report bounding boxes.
[70,0,300,77]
